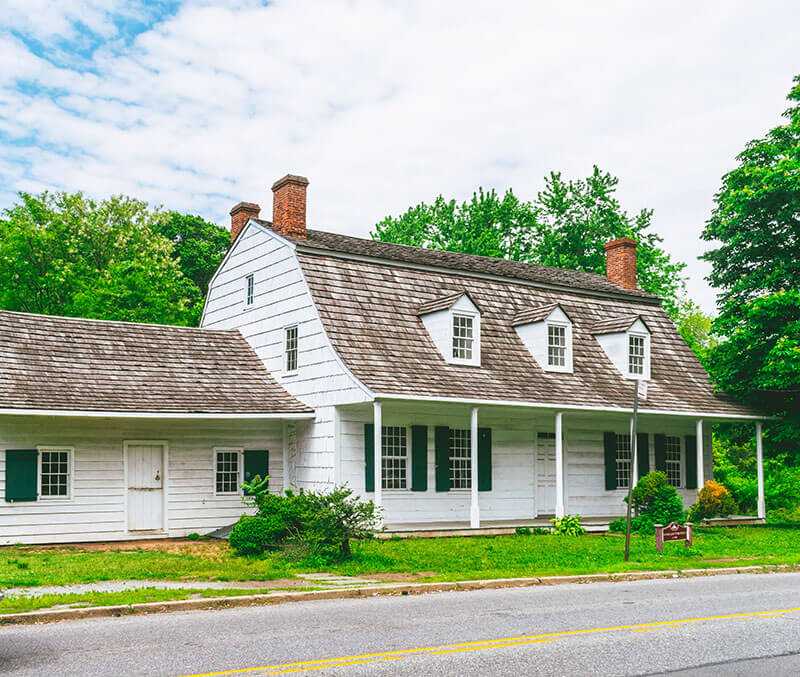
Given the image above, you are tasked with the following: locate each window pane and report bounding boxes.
[615,434,631,489]
[452,315,474,360]
[665,436,681,487]
[381,426,407,489]
[449,428,471,489]
[246,275,254,305]
[216,451,239,494]
[40,450,69,497]
[629,335,645,375]
[547,324,566,367]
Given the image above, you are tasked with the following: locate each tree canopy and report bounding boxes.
[701,75,800,460]
[372,167,686,316]
[0,191,227,326]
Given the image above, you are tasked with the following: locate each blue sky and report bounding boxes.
[1,0,798,311]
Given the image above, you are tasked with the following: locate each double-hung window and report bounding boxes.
[628,334,645,376]
[547,324,567,368]
[615,434,632,489]
[215,450,241,495]
[40,448,71,498]
[452,314,474,360]
[381,426,407,489]
[245,274,254,306]
[664,435,682,487]
[285,326,298,373]
[449,428,471,489]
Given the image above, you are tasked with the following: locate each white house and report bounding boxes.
[1,173,766,544]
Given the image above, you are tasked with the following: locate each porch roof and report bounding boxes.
[0,310,313,416]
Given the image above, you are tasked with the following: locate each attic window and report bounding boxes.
[513,304,573,373]
[245,274,254,306]
[452,314,474,360]
[628,334,645,375]
[547,324,567,367]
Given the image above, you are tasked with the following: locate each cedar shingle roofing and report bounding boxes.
[511,303,566,326]
[417,291,477,315]
[282,228,759,418]
[0,310,311,415]
[592,315,650,335]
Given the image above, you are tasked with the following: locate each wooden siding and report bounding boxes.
[0,416,284,545]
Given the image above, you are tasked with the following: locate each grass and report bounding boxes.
[1,526,798,594]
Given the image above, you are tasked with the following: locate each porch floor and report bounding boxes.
[381,516,614,538]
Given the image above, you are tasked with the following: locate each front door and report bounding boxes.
[127,444,164,531]
[536,432,556,515]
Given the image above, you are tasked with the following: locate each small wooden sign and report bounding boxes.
[655,522,693,552]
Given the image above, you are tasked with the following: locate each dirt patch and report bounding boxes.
[702,556,768,563]
[8,538,228,558]
[369,571,437,581]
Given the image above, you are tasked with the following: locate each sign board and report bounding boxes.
[637,380,648,400]
[655,521,693,552]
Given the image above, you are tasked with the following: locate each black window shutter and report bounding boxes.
[364,423,375,492]
[435,426,450,492]
[243,450,269,494]
[5,449,38,502]
[603,432,617,490]
[654,434,667,473]
[637,433,650,479]
[685,435,698,489]
[478,428,492,491]
[411,425,428,492]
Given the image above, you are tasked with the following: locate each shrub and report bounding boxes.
[515,527,532,536]
[550,514,585,536]
[766,507,800,524]
[608,472,684,534]
[186,532,200,541]
[532,527,550,535]
[229,514,288,556]
[688,480,738,521]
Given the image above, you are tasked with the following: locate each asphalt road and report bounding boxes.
[2,572,800,676]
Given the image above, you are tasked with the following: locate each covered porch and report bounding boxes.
[337,397,767,531]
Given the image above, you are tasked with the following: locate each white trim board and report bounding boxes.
[0,409,315,419]
[371,393,765,421]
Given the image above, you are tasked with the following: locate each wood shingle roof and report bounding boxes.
[0,310,311,415]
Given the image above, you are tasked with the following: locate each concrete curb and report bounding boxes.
[1,564,797,626]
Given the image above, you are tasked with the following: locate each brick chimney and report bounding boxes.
[271,174,309,239]
[230,202,260,244]
[604,238,638,289]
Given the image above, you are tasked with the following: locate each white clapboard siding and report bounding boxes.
[1,416,285,545]
[201,221,373,492]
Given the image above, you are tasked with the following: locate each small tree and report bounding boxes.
[610,471,684,534]
[688,481,738,521]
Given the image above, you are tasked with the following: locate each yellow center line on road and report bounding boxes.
[182,607,800,677]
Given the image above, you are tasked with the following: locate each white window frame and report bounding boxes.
[380,425,410,491]
[448,428,472,490]
[284,325,298,374]
[626,331,650,379]
[451,311,479,365]
[214,447,243,497]
[245,274,254,307]
[545,321,573,372]
[37,446,74,501]
[664,435,684,488]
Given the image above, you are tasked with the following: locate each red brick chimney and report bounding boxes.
[229,202,260,244]
[604,238,638,289]
[271,174,309,239]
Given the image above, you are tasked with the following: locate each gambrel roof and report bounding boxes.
[275,228,758,418]
[0,310,312,415]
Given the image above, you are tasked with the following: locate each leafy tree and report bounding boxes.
[701,76,800,461]
[155,212,230,295]
[373,166,686,316]
[0,191,203,326]
[675,300,717,364]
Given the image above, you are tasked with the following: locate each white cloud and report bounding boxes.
[1,0,799,311]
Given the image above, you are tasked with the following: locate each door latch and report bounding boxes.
[155,470,161,482]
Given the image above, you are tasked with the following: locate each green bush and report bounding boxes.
[532,527,550,535]
[766,507,800,524]
[609,472,684,534]
[229,514,288,556]
[550,514,585,536]
[515,527,532,536]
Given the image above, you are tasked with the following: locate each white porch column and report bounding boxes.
[696,419,704,489]
[756,421,766,519]
[373,401,382,510]
[470,406,480,528]
[555,412,565,519]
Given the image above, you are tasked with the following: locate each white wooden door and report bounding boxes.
[536,433,556,515]
[127,444,164,531]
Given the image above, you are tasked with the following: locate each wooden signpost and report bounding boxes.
[655,522,693,552]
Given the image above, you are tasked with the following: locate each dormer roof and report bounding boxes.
[591,314,651,335]
[418,290,481,316]
[511,303,571,327]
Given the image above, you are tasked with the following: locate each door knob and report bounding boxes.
[155,471,161,481]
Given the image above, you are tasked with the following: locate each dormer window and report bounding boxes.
[513,304,573,373]
[628,334,645,375]
[418,290,481,366]
[593,315,651,380]
[452,314,474,360]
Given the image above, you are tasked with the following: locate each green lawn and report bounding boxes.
[2,526,798,593]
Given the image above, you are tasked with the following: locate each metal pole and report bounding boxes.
[624,382,638,563]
